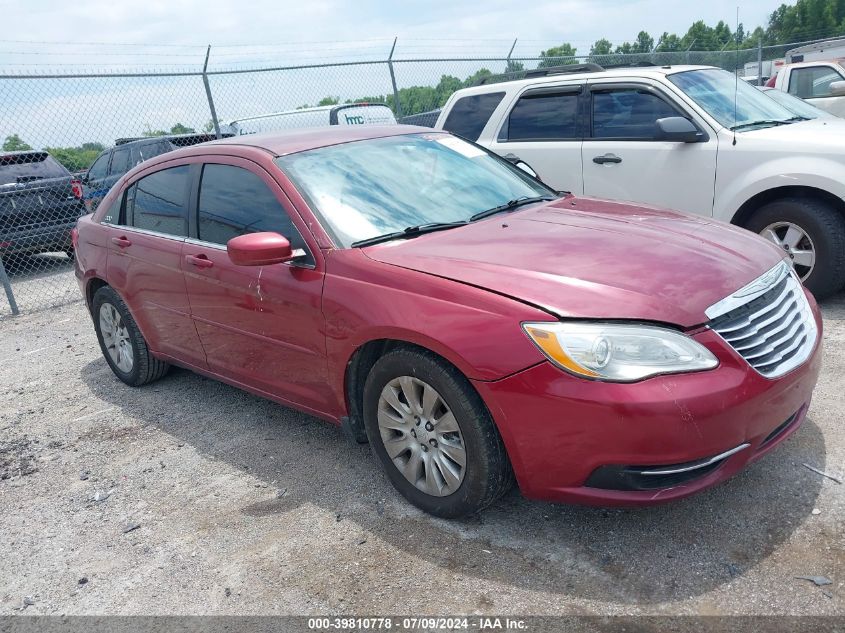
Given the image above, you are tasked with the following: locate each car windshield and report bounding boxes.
[668,68,797,130]
[761,87,827,119]
[276,133,553,247]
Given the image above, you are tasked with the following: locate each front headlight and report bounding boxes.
[522,322,718,382]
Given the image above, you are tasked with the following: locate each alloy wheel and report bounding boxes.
[760,221,816,281]
[377,376,466,497]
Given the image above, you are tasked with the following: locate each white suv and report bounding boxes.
[434,63,845,299]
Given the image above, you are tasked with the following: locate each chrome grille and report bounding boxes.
[707,262,817,378]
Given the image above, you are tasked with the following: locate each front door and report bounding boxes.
[181,160,330,412]
[581,82,718,216]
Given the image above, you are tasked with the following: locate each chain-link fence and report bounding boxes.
[1,36,842,317]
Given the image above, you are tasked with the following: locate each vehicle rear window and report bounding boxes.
[592,89,678,139]
[130,165,190,236]
[0,153,69,185]
[441,92,505,141]
[197,164,310,257]
[503,91,580,141]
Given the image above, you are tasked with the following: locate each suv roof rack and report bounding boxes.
[476,62,605,86]
[523,63,605,78]
[600,61,658,69]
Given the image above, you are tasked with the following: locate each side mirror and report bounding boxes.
[501,153,540,179]
[655,117,703,143]
[828,80,845,97]
[227,232,293,266]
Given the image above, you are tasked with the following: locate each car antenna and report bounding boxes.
[733,6,739,146]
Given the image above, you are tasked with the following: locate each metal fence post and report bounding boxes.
[506,38,517,71]
[0,256,19,316]
[757,37,764,86]
[387,37,403,119]
[202,45,222,139]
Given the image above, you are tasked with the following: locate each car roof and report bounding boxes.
[202,124,433,156]
[451,65,717,97]
[781,58,845,68]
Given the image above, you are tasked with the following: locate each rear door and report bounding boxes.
[581,81,718,216]
[105,163,207,367]
[181,159,330,412]
[487,84,585,193]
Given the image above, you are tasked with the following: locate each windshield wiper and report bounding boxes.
[730,118,798,131]
[351,221,468,248]
[469,195,557,222]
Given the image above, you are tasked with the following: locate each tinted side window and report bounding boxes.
[504,91,580,141]
[197,164,309,256]
[109,148,130,175]
[442,92,505,141]
[788,66,845,98]
[88,153,110,180]
[592,89,678,139]
[139,141,172,163]
[131,165,190,236]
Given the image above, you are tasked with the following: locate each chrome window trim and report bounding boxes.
[705,260,792,320]
[101,222,186,243]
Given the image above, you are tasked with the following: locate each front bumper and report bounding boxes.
[473,307,822,506]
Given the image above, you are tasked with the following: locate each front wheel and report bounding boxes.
[362,347,513,518]
[746,197,845,299]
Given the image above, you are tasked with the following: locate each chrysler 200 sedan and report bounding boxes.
[73,126,822,518]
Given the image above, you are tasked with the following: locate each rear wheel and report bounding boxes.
[92,286,169,387]
[746,197,845,299]
[362,347,513,518]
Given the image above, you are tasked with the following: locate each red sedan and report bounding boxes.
[73,126,822,518]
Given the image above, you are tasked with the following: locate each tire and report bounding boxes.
[362,347,513,518]
[745,197,845,300]
[92,285,169,387]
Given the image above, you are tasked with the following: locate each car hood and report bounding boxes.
[362,197,785,327]
[738,118,845,153]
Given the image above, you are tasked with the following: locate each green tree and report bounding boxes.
[538,43,578,67]
[317,96,340,106]
[2,134,32,151]
[169,123,196,135]
[44,144,105,171]
[590,38,613,56]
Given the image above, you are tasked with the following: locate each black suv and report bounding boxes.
[0,151,85,257]
[82,133,230,211]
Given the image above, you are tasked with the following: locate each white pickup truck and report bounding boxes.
[434,63,845,298]
[766,59,845,118]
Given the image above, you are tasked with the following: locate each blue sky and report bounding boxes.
[1,0,776,69]
[0,0,777,149]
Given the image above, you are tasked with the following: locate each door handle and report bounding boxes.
[185,254,214,269]
[110,236,132,248]
[593,153,623,165]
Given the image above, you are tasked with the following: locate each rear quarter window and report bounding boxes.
[441,92,506,141]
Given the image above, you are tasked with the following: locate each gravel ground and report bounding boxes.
[0,294,843,616]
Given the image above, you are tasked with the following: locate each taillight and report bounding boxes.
[70,227,79,249]
[71,178,83,200]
